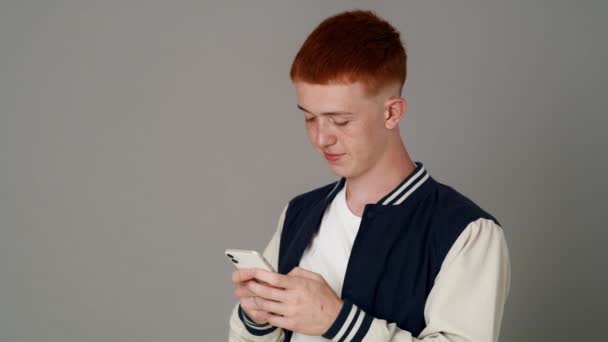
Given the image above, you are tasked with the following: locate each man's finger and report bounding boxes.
[234,283,256,299]
[231,268,266,284]
[240,305,271,325]
[267,313,295,331]
[240,296,262,313]
[288,266,321,281]
[251,269,296,289]
[254,297,289,316]
[247,309,270,320]
[247,279,288,302]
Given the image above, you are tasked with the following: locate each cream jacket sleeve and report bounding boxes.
[228,204,288,342]
[322,218,511,342]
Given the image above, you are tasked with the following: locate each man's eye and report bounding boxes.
[335,121,349,126]
[305,117,315,122]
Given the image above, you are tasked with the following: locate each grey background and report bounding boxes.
[1,0,606,341]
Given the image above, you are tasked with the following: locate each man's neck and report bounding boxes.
[344,141,416,211]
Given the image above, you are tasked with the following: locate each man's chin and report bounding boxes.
[327,164,351,179]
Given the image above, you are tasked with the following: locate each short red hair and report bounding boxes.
[290,9,406,95]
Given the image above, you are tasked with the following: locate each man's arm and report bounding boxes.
[228,203,289,342]
[321,218,511,341]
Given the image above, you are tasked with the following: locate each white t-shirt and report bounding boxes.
[292,183,360,341]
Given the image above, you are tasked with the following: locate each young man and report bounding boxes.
[228,9,510,342]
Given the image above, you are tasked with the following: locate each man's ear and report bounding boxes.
[384,97,407,130]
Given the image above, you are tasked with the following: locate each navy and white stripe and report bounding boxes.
[380,162,429,205]
[322,300,373,341]
[326,161,430,207]
[237,305,277,336]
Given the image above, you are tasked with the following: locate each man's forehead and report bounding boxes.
[294,81,367,97]
[294,81,373,114]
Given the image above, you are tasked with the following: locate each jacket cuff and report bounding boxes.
[237,304,278,336]
[322,299,373,341]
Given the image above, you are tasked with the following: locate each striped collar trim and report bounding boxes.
[325,161,431,206]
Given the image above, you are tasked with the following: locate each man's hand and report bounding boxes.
[234,267,344,336]
[231,269,275,325]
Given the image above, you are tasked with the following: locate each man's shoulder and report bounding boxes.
[425,180,502,258]
[421,179,505,271]
[432,180,500,226]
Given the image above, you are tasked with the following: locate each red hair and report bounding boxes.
[290,9,406,95]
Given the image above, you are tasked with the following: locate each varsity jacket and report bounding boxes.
[228,161,511,341]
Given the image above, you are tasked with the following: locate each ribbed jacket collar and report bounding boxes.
[323,161,432,207]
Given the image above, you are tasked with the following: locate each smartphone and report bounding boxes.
[225,249,276,273]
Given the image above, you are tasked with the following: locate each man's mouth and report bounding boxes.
[324,152,344,162]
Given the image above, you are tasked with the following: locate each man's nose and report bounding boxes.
[316,122,337,147]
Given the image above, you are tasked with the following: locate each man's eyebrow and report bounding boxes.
[297,104,353,116]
